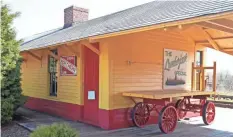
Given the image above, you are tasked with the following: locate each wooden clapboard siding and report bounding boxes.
[105,28,196,109]
[21,27,206,111]
[21,50,48,98]
[21,44,83,105]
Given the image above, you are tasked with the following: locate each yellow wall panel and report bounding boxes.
[21,44,83,105]
[100,29,196,109]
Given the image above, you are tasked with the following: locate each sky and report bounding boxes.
[206,49,233,74]
[4,0,233,74]
[5,0,154,39]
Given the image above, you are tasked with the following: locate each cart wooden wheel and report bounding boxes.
[159,105,178,134]
[131,102,150,127]
[175,99,187,120]
[202,101,215,125]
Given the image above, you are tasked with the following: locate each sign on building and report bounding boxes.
[60,56,77,76]
[163,49,188,89]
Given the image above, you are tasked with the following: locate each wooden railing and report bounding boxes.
[191,62,217,93]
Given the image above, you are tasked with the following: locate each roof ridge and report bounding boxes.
[71,0,158,27]
[136,1,233,22]
[22,27,62,40]
[22,27,63,45]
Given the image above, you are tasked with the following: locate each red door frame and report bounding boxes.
[83,43,99,126]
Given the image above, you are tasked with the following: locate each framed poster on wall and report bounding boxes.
[163,49,188,89]
[60,56,77,76]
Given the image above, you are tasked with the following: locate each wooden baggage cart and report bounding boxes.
[122,90,216,134]
[122,62,217,134]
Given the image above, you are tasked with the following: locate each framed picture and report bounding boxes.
[60,56,77,76]
[163,49,188,89]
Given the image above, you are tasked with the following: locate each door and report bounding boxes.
[83,43,99,125]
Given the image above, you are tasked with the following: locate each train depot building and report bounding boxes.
[20,1,233,132]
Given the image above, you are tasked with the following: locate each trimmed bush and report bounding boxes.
[30,123,79,137]
[1,99,14,124]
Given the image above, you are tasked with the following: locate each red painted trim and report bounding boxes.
[99,101,200,130]
[99,108,133,130]
[99,108,159,130]
[24,97,83,121]
[25,97,201,130]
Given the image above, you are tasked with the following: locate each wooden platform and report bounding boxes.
[122,90,215,99]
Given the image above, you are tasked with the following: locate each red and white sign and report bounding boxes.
[60,56,77,76]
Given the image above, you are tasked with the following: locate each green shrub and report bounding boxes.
[1,4,22,125]
[1,99,14,124]
[13,95,29,110]
[18,95,28,106]
[30,123,79,137]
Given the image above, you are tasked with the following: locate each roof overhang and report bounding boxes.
[89,11,233,41]
[21,11,233,56]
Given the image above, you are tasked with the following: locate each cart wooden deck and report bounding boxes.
[122,90,216,99]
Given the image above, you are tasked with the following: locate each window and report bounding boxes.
[48,49,58,96]
[195,50,204,90]
[195,50,203,67]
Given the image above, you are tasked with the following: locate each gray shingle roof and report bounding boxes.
[21,0,233,51]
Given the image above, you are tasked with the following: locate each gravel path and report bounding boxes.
[1,123,30,137]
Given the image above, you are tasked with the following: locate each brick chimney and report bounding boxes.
[64,6,89,28]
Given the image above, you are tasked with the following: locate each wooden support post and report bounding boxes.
[48,50,59,60]
[81,41,100,55]
[63,45,80,57]
[22,59,27,62]
[222,48,233,52]
[27,51,42,61]
[191,62,195,90]
[197,21,233,34]
[199,28,220,51]
[25,53,28,68]
[22,58,27,68]
[201,63,205,91]
[213,62,217,92]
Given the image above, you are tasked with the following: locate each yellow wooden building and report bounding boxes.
[20,1,233,129]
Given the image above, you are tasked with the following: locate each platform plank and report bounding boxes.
[122,90,215,99]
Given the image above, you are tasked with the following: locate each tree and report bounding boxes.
[1,3,22,124]
[222,73,233,91]
[215,71,233,92]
